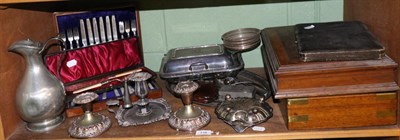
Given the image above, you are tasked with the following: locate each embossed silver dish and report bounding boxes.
[215,95,273,133]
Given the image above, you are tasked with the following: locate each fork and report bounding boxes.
[59,30,67,51]
[73,28,80,48]
[124,20,131,38]
[118,21,125,39]
[66,29,74,50]
[131,19,137,37]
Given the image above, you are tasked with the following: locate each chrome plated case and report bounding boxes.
[159,44,244,83]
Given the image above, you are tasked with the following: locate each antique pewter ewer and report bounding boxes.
[111,72,171,126]
[168,81,210,131]
[68,92,111,138]
[8,39,66,132]
[215,95,273,133]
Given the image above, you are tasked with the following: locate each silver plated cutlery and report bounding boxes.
[99,17,106,43]
[73,28,80,48]
[92,18,100,44]
[59,30,67,51]
[67,29,74,49]
[60,14,138,50]
[80,19,87,47]
[124,20,131,38]
[105,16,113,42]
[119,21,125,39]
[86,18,94,45]
[111,15,118,41]
[131,19,137,37]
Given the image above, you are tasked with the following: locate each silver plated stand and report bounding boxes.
[68,92,111,138]
[168,81,211,131]
[114,72,171,127]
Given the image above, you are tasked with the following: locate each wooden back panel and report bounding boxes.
[0,8,55,138]
[344,0,400,127]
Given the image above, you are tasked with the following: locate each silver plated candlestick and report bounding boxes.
[114,72,171,127]
[68,92,111,138]
[168,81,211,131]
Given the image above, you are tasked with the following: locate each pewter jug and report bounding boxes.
[9,38,66,132]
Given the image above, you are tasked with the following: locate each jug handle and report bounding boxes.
[39,36,66,55]
[40,36,67,81]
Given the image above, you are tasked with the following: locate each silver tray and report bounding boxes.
[159,44,244,83]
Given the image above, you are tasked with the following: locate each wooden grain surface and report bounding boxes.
[0,115,4,140]
[0,8,57,138]
[344,1,400,73]
[260,26,399,99]
[344,0,400,128]
[7,68,400,140]
[286,92,397,130]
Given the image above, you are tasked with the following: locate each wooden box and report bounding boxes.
[260,26,399,99]
[280,92,397,130]
[50,10,164,117]
[261,26,399,130]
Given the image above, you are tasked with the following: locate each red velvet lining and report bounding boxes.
[46,38,141,84]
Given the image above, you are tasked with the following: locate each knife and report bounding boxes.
[79,19,87,47]
[92,18,100,44]
[105,16,112,42]
[99,17,106,43]
[86,18,94,45]
[111,15,118,41]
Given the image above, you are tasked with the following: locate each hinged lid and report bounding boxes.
[261,26,399,99]
[159,44,244,81]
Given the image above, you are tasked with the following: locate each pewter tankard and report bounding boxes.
[9,38,66,132]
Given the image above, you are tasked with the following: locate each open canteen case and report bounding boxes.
[44,7,162,117]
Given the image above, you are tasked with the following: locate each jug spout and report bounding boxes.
[8,39,41,55]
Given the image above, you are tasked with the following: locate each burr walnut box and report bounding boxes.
[261,26,399,130]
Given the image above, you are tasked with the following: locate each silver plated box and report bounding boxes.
[159,44,244,83]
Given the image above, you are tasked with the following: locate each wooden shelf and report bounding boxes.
[0,0,62,4]
[7,68,400,140]
[2,1,400,139]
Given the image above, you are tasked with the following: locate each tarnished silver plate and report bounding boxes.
[159,44,244,83]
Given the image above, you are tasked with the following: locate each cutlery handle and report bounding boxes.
[111,15,118,41]
[105,16,113,42]
[86,18,94,45]
[73,28,80,48]
[99,17,106,43]
[131,19,137,37]
[80,19,87,47]
[119,21,125,39]
[92,18,100,44]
